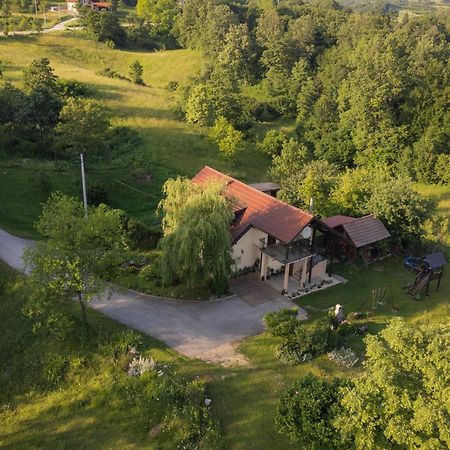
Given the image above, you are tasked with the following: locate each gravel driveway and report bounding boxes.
[0,228,306,363]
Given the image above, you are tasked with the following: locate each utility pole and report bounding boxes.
[80,153,88,217]
[41,0,47,28]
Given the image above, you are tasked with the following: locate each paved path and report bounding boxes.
[0,17,78,37]
[0,228,33,272]
[91,288,299,359]
[0,228,305,362]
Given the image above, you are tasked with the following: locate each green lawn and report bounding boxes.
[1,253,449,449]
[415,182,450,227]
[0,32,272,238]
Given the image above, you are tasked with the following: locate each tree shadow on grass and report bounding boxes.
[0,384,148,449]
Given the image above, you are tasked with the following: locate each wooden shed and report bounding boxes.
[322,214,391,261]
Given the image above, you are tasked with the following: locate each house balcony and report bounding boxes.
[259,240,329,294]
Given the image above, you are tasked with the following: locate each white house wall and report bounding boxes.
[232,228,283,272]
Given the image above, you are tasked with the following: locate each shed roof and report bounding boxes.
[341,215,391,248]
[322,215,356,229]
[249,182,280,193]
[423,252,448,270]
[192,166,313,244]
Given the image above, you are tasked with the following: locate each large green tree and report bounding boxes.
[335,318,450,449]
[23,57,58,93]
[365,176,433,246]
[158,177,233,295]
[136,0,178,34]
[55,97,109,157]
[271,141,337,216]
[22,58,62,155]
[25,193,128,324]
[80,8,125,46]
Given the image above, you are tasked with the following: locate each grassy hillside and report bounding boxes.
[416,183,450,227]
[0,261,224,449]
[0,32,271,238]
[1,253,449,449]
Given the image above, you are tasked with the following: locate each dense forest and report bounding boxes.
[1,0,449,248]
[170,0,450,179]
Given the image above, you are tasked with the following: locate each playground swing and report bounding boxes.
[359,284,395,312]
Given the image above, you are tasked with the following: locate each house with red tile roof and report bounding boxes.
[68,0,112,13]
[192,166,338,294]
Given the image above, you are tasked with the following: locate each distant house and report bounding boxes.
[67,0,78,12]
[322,214,391,260]
[192,166,341,293]
[67,0,112,13]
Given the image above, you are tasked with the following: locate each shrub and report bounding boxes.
[258,130,287,158]
[97,67,129,81]
[139,261,161,285]
[185,83,214,126]
[127,355,156,377]
[57,79,91,98]
[264,309,299,337]
[276,318,330,364]
[129,60,144,86]
[99,329,143,360]
[252,101,280,122]
[277,374,348,449]
[336,322,355,336]
[126,219,162,249]
[435,154,450,184]
[166,80,179,92]
[107,126,142,156]
[328,347,359,368]
[210,116,244,160]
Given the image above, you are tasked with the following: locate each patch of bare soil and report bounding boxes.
[196,342,251,367]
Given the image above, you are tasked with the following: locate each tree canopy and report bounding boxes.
[55,97,110,157]
[277,374,348,450]
[335,318,450,449]
[158,177,233,295]
[25,193,129,324]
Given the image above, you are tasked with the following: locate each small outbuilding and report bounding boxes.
[323,214,391,261]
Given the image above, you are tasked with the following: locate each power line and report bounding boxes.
[111,178,159,199]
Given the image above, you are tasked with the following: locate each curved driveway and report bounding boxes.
[0,228,304,360]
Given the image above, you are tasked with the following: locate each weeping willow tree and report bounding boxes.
[158,177,233,295]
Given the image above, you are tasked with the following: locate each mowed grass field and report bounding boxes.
[0,32,271,237]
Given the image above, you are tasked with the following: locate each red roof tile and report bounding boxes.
[342,215,391,248]
[192,166,313,244]
[322,215,357,228]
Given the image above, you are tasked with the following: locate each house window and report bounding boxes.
[268,235,276,245]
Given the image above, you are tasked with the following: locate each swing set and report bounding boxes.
[359,284,396,312]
